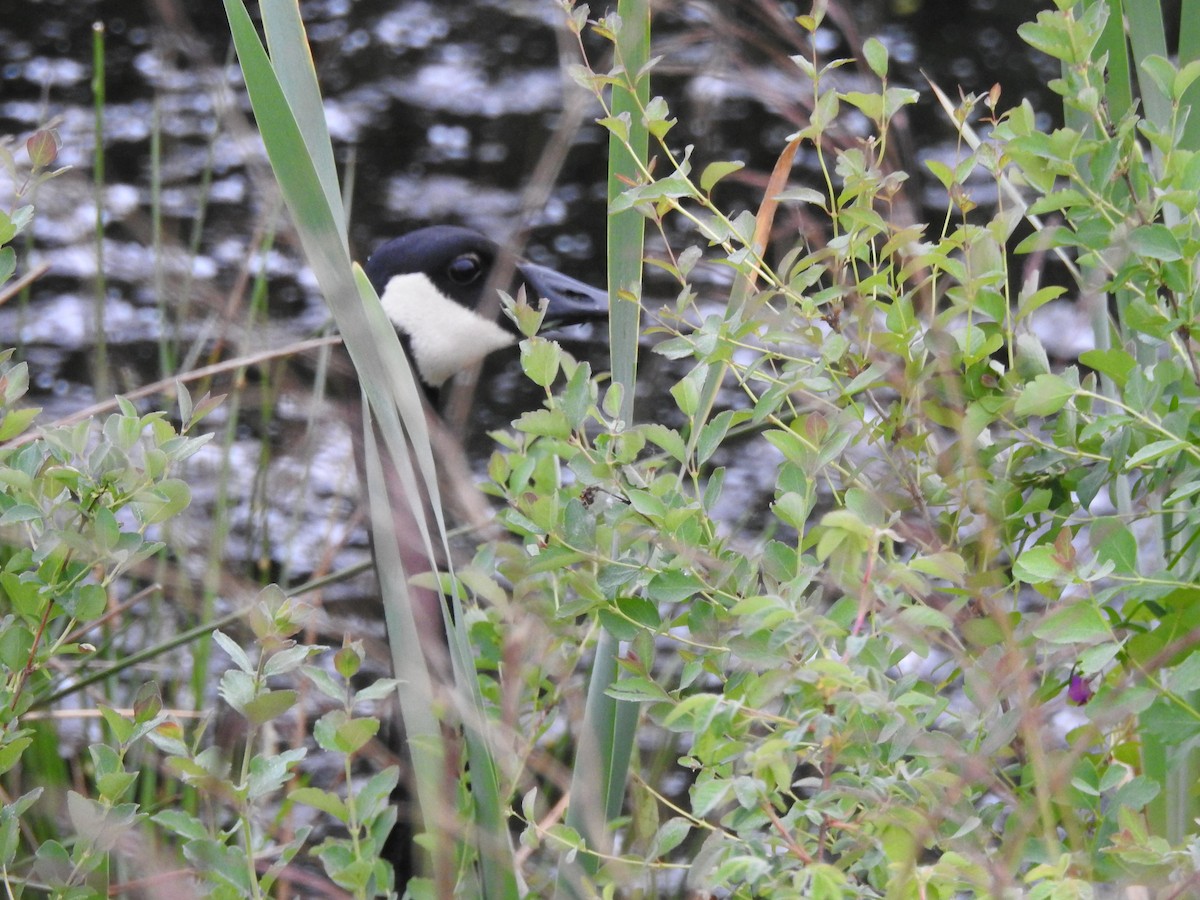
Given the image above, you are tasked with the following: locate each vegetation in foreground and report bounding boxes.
[4,0,1200,896]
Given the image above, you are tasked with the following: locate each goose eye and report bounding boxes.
[447,253,483,285]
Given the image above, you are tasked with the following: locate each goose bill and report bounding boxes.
[518,262,609,327]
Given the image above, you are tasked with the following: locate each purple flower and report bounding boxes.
[1067,673,1094,705]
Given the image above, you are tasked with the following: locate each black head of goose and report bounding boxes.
[363,226,608,399]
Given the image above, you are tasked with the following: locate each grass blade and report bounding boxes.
[1180,0,1200,148]
[224,3,517,892]
[1125,0,1170,134]
[1079,0,1132,127]
[223,0,455,883]
[361,402,450,891]
[606,0,649,427]
[260,0,348,251]
[557,0,648,894]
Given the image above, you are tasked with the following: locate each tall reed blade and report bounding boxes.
[557,0,648,894]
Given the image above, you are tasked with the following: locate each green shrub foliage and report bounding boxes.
[469,3,1200,896]
[8,0,1200,896]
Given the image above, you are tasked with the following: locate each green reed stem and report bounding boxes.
[91,21,109,399]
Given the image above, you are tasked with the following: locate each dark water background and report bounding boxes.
[0,0,1061,627]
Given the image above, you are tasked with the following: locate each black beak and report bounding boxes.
[518,261,609,327]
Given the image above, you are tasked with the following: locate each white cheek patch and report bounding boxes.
[378,273,517,387]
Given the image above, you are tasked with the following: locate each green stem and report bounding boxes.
[91,21,109,399]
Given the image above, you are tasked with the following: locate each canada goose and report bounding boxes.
[363,226,608,890]
[363,225,608,397]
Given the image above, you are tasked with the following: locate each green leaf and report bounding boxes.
[606,676,671,702]
[1124,439,1183,470]
[691,778,731,817]
[1013,545,1070,584]
[598,608,639,641]
[99,705,134,745]
[1032,601,1110,644]
[520,338,562,388]
[811,87,841,130]
[562,498,597,550]
[609,175,696,212]
[670,374,699,417]
[897,604,953,633]
[1094,519,1137,575]
[357,766,400,820]
[150,808,208,842]
[315,709,380,754]
[1015,284,1066,321]
[355,677,399,703]
[956,325,1004,365]
[1111,775,1161,812]
[96,771,137,803]
[0,406,39,441]
[263,644,318,678]
[841,91,883,121]
[1140,697,1200,745]
[626,489,665,520]
[883,86,920,117]
[1140,55,1178,101]
[134,478,192,524]
[641,423,686,462]
[1018,17,1073,61]
[1128,223,1183,261]
[925,158,955,189]
[643,95,675,138]
[1175,58,1200,100]
[242,689,299,726]
[290,786,350,823]
[247,747,305,801]
[646,569,703,604]
[333,644,361,679]
[0,504,41,526]
[772,491,811,530]
[909,551,967,585]
[649,816,692,857]
[562,360,593,429]
[0,734,33,777]
[1168,651,1200,694]
[1079,348,1136,387]
[697,409,735,465]
[775,186,826,206]
[1014,373,1074,417]
[597,113,630,142]
[213,630,255,675]
[863,36,888,78]
[617,594,661,630]
[513,407,570,438]
[1028,189,1090,215]
[92,506,120,552]
[55,582,99,620]
[700,160,745,193]
[35,839,71,872]
[67,791,137,854]
[184,838,252,892]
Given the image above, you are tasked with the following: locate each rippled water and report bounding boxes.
[1,0,1057,628]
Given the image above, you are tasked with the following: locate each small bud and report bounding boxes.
[26,129,60,169]
[334,643,362,679]
[134,682,163,722]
